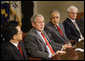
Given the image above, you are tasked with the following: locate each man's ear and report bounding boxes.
[50,18,52,20]
[32,22,35,27]
[13,35,17,40]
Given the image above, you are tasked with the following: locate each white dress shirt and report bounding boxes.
[10,41,18,48]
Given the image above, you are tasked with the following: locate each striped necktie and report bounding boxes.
[18,44,23,57]
[56,25,67,44]
[56,25,64,36]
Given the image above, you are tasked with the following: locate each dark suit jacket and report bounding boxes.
[63,18,81,42]
[24,28,62,59]
[44,21,70,45]
[1,41,28,60]
[76,17,84,37]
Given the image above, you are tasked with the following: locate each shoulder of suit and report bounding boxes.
[26,30,38,38]
[45,22,50,26]
[1,41,14,49]
[64,18,71,23]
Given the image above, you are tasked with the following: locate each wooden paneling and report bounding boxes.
[77,12,84,20]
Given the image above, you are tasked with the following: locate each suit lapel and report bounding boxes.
[49,22,63,38]
[58,23,66,38]
[43,31,51,43]
[37,32,46,44]
[19,42,27,59]
[9,42,23,59]
[30,28,48,52]
[53,24,65,40]
[67,18,80,33]
[49,22,66,42]
[32,28,46,44]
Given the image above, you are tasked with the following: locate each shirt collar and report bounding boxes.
[57,24,59,27]
[69,17,76,22]
[55,24,59,28]
[10,41,18,48]
[36,30,41,34]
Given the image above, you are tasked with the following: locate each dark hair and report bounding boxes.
[3,20,19,41]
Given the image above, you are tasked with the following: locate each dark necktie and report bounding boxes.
[41,32,55,54]
[18,44,23,57]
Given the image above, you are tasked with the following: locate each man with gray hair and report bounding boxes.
[24,14,66,59]
[63,5,84,46]
[45,9,71,46]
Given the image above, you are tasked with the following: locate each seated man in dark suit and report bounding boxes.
[44,9,71,46]
[1,21,28,60]
[24,14,68,60]
[63,6,84,45]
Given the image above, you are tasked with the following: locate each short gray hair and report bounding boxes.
[31,14,44,23]
[67,5,78,12]
[50,9,60,19]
